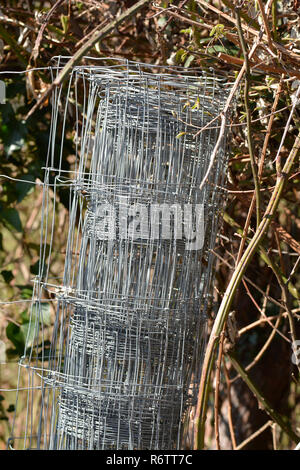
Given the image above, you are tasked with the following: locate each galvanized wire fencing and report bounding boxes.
[9,59,231,450]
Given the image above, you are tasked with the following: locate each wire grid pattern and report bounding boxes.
[9,59,231,450]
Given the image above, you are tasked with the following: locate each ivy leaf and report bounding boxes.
[20,322,37,347]
[17,285,33,299]
[15,174,35,202]
[0,208,22,232]
[30,259,40,275]
[1,270,13,284]
[0,104,28,157]
[31,302,51,326]
[6,322,25,354]
[4,122,27,156]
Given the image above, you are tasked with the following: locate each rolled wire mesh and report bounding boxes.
[10,59,231,450]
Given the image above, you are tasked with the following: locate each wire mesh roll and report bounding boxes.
[10,60,231,450]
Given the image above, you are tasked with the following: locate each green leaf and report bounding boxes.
[199,37,211,44]
[1,181,18,204]
[20,322,37,347]
[209,24,225,39]
[15,174,35,202]
[207,45,232,54]
[6,322,25,354]
[0,208,22,232]
[175,49,187,64]
[5,77,26,100]
[184,54,195,68]
[17,285,33,299]
[191,97,200,110]
[180,27,193,39]
[20,309,29,323]
[176,132,188,139]
[8,303,52,351]
[1,270,13,283]
[31,302,51,326]
[30,259,40,275]
[60,14,69,34]
[0,105,28,156]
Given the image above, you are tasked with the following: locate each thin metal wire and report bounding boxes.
[8,59,232,450]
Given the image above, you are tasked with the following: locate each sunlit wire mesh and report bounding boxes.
[9,58,232,450]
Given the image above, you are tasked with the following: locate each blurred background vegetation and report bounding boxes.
[0,0,299,450]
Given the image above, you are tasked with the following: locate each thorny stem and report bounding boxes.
[30,0,65,63]
[256,0,275,53]
[0,23,28,67]
[236,78,283,264]
[243,310,283,373]
[272,0,278,41]
[235,420,273,450]
[212,243,284,311]
[266,237,300,373]
[238,310,300,336]
[197,37,261,192]
[224,208,299,300]
[227,351,299,443]
[258,78,283,180]
[235,7,261,228]
[194,130,300,449]
[214,330,225,449]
